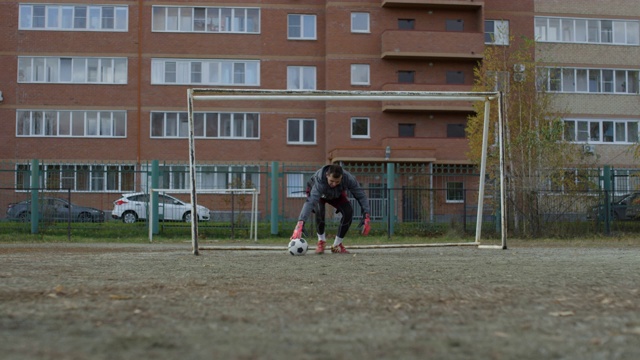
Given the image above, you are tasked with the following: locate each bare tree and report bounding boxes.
[467,37,583,237]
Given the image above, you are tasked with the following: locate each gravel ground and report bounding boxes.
[1,240,639,360]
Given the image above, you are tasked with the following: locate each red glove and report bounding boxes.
[291,220,304,240]
[361,213,371,236]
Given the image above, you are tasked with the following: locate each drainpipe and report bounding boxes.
[136,0,143,165]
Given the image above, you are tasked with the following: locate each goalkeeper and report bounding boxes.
[291,164,371,254]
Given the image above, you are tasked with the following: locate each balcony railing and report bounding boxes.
[381,83,475,112]
[382,0,483,8]
[381,30,484,60]
[328,137,470,164]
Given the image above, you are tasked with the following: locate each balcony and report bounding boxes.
[381,30,484,60]
[381,83,476,112]
[328,138,470,164]
[382,0,483,9]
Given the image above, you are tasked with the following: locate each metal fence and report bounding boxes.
[1,159,640,238]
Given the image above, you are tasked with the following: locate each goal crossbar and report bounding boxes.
[187,88,506,255]
[189,88,498,102]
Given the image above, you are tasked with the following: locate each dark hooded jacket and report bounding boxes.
[297,165,371,222]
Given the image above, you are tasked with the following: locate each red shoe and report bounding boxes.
[315,240,326,254]
[331,243,350,254]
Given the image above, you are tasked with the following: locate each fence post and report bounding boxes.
[270,161,279,235]
[151,160,159,235]
[30,159,39,234]
[603,165,611,235]
[387,162,395,235]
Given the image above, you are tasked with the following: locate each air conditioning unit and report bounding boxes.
[583,144,595,154]
[513,64,526,72]
[513,73,526,82]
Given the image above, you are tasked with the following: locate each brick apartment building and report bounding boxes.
[534,0,640,192]
[0,0,536,216]
[6,1,638,217]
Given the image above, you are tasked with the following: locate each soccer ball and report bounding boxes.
[288,238,308,256]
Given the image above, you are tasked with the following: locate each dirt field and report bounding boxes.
[1,240,639,360]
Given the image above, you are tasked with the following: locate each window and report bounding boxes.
[562,68,575,92]
[547,68,640,94]
[561,18,574,42]
[145,164,259,191]
[627,22,640,45]
[549,169,599,193]
[446,19,464,32]
[398,19,414,30]
[446,182,464,203]
[601,20,613,43]
[351,64,370,85]
[152,6,259,33]
[159,165,188,190]
[351,12,370,33]
[609,169,640,196]
[487,70,510,92]
[548,68,562,91]
[351,117,370,138]
[18,57,127,84]
[535,16,640,45]
[399,124,415,137]
[287,174,307,198]
[151,59,259,86]
[447,124,466,138]
[16,110,126,137]
[563,119,639,144]
[19,4,128,31]
[150,112,259,139]
[287,66,316,90]
[288,14,316,40]
[446,71,465,84]
[485,20,509,45]
[398,71,415,83]
[287,118,316,144]
[16,163,135,192]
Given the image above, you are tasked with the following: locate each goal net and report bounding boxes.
[148,188,258,244]
[187,88,505,255]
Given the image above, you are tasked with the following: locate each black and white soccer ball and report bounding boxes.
[288,238,308,256]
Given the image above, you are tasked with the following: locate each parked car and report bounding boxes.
[587,192,640,221]
[6,197,105,223]
[112,192,211,223]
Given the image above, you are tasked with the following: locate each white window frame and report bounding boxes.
[286,174,307,198]
[446,182,464,203]
[287,118,316,145]
[287,66,316,90]
[151,6,260,33]
[150,111,259,139]
[351,12,370,33]
[351,117,370,139]
[288,14,316,40]
[16,110,126,138]
[141,164,260,191]
[16,163,136,192]
[351,64,370,86]
[542,67,640,94]
[17,57,128,84]
[563,118,639,144]
[151,59,260,86]
[19,4,128,31]
[535,16,640,45]
[485,20,509,45]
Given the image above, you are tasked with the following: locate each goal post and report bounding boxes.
[187,88,506,254]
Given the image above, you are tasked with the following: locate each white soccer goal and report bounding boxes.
[187,88,506,255]
[148,188,258,244]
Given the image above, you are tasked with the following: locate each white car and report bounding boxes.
[112,192,210,223]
